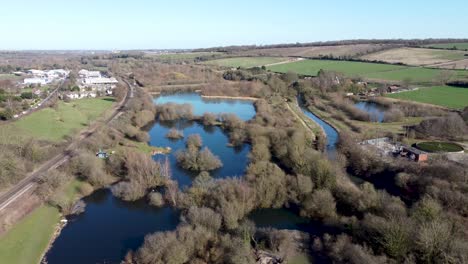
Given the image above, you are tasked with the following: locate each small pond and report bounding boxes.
[354,101,386,123]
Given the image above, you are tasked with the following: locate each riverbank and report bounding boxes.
[201,95,259,101]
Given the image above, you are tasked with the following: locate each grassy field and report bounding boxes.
[424,43,468,50]
[386,86,468,109]
[149,52,221,60]
[205,57,289,68]
[0,97,114,142]
[361,47,467,66]
[0,206,59,264]
[0,179,89,264]
[415,141,464,153]
[268,59,405,76]
[267,59,468,83]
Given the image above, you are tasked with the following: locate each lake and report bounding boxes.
[44,93,256,264]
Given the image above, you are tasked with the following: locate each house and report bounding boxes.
[387,85,400,93]
[27,69,46,78]
[24,78,48,85]
[400,146,428,162]
[78,69,101,78]
[83,77,118,85]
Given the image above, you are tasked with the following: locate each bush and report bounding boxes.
[383,108,404,122]
[165,128,184,139]
[111,181,146,201]
[176,147,223,171]
[202,112,218,126]
[148,192,165,207]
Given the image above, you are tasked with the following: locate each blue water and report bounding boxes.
[149,120,251,188]
[354,101,386,123]
[154,93,256,121]
[45,93,256,264]
[45,189,180,264]
[299,104,339,158]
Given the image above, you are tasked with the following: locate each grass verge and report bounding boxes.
[386,86,468,109]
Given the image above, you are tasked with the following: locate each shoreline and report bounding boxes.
[200,95,259,101]
[40,218,67,264]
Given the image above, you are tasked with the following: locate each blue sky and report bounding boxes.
[0,0,466,50]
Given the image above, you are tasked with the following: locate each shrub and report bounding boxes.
[148,192,165,207]
[165,128,184,139]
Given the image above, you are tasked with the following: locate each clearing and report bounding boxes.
[386,86,468,109]
[204,57,289,68]
[360,47,467,67]
[424,43,468,51]
[0,97,115,142]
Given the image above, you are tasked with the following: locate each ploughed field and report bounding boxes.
[360,47,468,67]
[386,86,468,109]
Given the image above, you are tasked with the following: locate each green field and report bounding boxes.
[386,86,468,109]
[267,59,404,76]
[0,206,59,264]
[205,57,289,68]
[0,179,88,264]
[415,141,464,153]
[424,43,468,50]
[267,59,468,83]
[0,97,114,142]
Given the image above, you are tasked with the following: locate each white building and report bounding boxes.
[24,78,48,85]
[83,77,118,85]
[78,69,101,78]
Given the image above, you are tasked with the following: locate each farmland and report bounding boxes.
[0,97,114,142]
[267,59,404,76]
[236,44,393,58]
[386,85,468,109]
[147,52,221,60]
[424,42,468,50]
[267,59,468,83]
[204,57,289,68]
[360,47,467,66]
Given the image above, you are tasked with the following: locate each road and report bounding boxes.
[0,78,133,212]
[12,81,63,120]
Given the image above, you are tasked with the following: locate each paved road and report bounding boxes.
[0,78,133,212]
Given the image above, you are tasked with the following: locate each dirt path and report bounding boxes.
[264,57,304,67]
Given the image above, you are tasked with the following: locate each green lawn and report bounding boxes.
[267,59,468,84]
[205,57,289,68]
[424,43,468,50]
[0,179,88,264]
[415,141,464,153]
[0,206,60,264]
[386,86,468,109]
[0,97,114,142]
